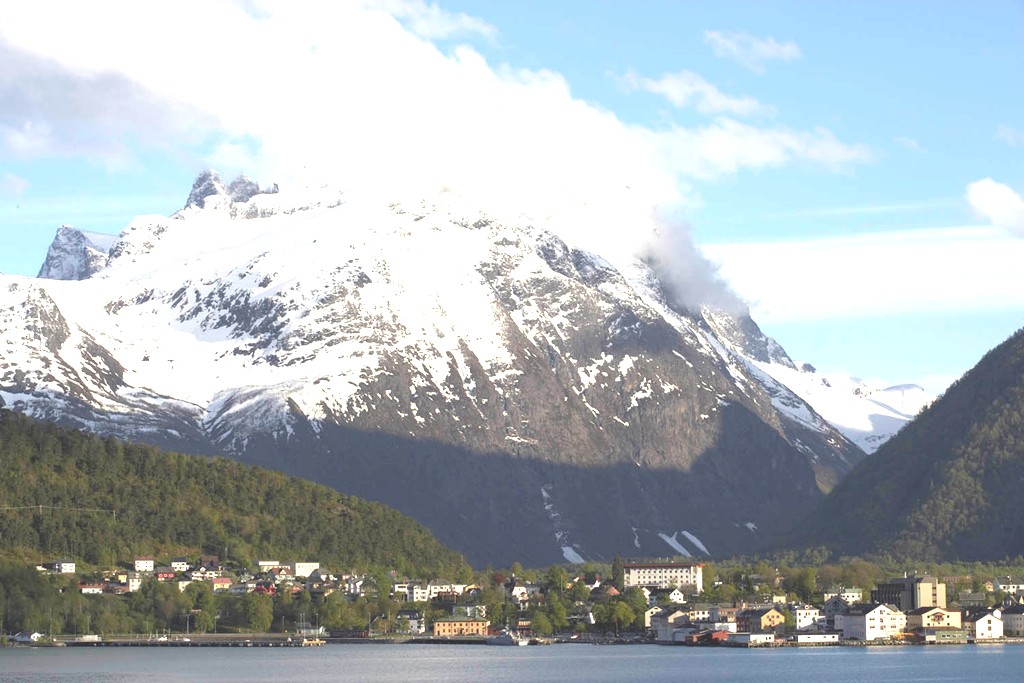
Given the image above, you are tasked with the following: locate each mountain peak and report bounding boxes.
[184,170,227,209]
[37,225,116,280]
[184,170,277,209]
[227,173,260,203]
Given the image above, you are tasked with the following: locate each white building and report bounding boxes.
[687,604,712,622]
[822,587,863,603]
[346,576,366,596]
[993,577,1024,594]
[53,559,76,574]
[133,557,155,573]
[728,632,776,646]
[428,581,467,599]
[623,562,703,593]
[793,632,839,645]
[291,562,320,578]
[966,610,1003,640]
[794,606,824,631]
[835,603,906,641]
[647,587,687,606]
[170,558,190,572]
[1001,606,1024,636]
[407,584,430,602]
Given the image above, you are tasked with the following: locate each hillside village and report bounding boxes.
[10,556,1024,647]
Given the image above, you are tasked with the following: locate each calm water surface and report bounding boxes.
[2,643,1023,682]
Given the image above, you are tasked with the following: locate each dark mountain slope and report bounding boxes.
[781,326,1024,561]
[0,409,468,577]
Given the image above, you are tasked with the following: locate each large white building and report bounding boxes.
[794,606,824,630]
[966,610,1003,640]
[291,562,320,578]
[623,562,703,593]
[1001,605,1024,636]
[835,603,906,641]
[133,557,155,573]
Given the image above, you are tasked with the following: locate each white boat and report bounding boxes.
[486,629,529,646]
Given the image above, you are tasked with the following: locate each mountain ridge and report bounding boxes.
[2,176,866,565]
[779,325,1024,561]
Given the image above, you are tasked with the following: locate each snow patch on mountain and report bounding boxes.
[657,532,693,557]
[701,306,933,453]
[681,530,710,556]
[749,362,934,453]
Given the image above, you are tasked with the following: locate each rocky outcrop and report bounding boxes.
[37,226,115,280]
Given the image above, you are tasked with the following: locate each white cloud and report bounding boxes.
[966,178,1024,237]
[702,226,1024,323]
[995,124,1024,148]
[0,172,29,197]
[894,136,926,153]
[620,69,771,116]
[644,118,872,180]
[0,38,209,166]
[0,2,870,309]
[372,0,497,40]
[704,30,801,73]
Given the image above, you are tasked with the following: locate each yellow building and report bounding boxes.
[906,606,962,631]
[432,617,489,637]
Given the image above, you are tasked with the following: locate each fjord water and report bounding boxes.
[3,644,1024,682]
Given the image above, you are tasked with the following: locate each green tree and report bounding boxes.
[545,566,568,596]
[611,556,624,592]
[193,610,216,633]
[242,593,273,633]
[548,599,569,631]
[702,562,717,593]
[568,581,591,603]
[622,587,648,617]
[611,601,635,634]
[786,567,817,603]
[531,611,553,636]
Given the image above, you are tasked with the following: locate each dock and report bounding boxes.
[61,636,325,648]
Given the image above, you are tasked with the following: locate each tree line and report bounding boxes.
[0,409,468,578]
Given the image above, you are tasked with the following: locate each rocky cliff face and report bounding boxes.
[0,177,862,566]
[183,170,276,210]
[37,226,116,280]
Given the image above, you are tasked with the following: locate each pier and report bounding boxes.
[60,635,325,648]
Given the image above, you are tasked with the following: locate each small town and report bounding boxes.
[7,556,1024,650]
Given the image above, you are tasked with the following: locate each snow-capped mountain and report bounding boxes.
[746,366,932,454]
[1,173,865,566]
[701,310,934,454]
[37,226,117,280]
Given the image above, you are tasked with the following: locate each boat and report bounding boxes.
[486,629,529,646]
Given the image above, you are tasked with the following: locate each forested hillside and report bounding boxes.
[0,409,468,578]
[781,327,1024,561]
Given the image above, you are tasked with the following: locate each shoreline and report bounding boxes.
[10,634,1024,649]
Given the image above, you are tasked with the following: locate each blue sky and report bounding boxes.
[1,1,1022,393]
